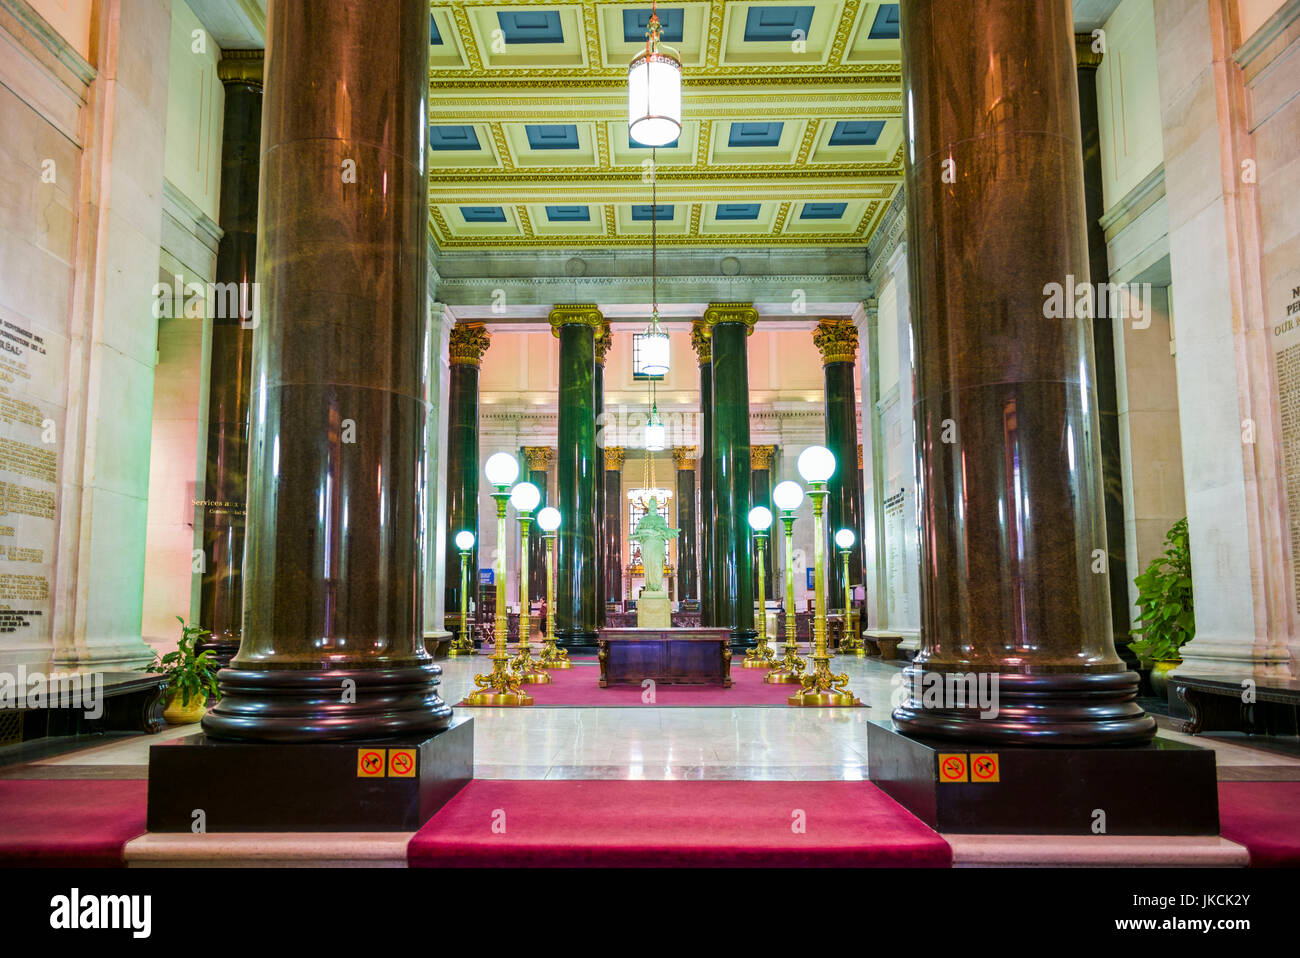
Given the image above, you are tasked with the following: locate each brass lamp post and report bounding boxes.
[466,453,534,707]
[450,530,477,656]
[765,480,807,684]
[743,505,776,668]
[835,527,864,656]
[535,506,571,669]
[509,481,550,684]
[789,446,859,707]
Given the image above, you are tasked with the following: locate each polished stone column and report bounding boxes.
[893,0,1154,744]
[1077,35,1131,662]
[814,320,864,613]
[704,303,756,646]
[197,52,262,667]
[552,305,602,648]
[422,300,455,653]
[691,320,715,626]
[523,446,553,607]
[604,446,625,607]
[750,445,776,601]
[673,446,698,604]
[443,323,489,639]
[594,320,611,623]
[202,0,451,741]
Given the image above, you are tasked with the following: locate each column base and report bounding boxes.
[556,630,599,654]
[891,668,1156,746]
[202,663,454,743]
[728,629,757,651]
[196,637,241,670]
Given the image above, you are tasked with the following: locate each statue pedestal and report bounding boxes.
[637,589,672,628]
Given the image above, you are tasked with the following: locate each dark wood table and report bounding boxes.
[597,628,733,688]
[1169,673,1300,735]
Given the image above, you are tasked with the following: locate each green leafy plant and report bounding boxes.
[1128,518,1195,665]
[144,616,221,708]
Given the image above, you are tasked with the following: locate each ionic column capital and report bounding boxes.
[702,302,758,334]
[549,304,604,336]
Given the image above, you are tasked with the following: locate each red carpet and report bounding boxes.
[0,779,147,867]
[1218,782,1300,866]
[460,660,858,707]
[408,779,951,867]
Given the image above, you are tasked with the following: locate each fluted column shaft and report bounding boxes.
[552,305,602,648]
[203,0,451,742]
[197,54,262,666]
[892,0,1153,745]
[705,304,756,646]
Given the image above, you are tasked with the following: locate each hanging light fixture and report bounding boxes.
[645,398,666,451]
[628,4,682,148]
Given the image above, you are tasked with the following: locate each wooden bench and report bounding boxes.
[1169,673,1300,736]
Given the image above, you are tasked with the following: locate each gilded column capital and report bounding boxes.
[671,446,697,470]
[604,446,626,471]
[218,50,264,87]
[690,319,711,364]
[813,319,858,365]
[523,446,554,472]
[549,304,604,337]
[448,322,491,366]
[750,445,776,470]
[1075,33,1103,68]
[593,318,613,365]
[701,302,758,334]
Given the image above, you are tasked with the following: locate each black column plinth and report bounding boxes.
[148,715,473,832]
[867,720,1218,835]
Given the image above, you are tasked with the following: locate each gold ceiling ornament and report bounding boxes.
[593,318,613,366]
[702,302,759,334]
[604,446,626,471]
[217,50,264,87]
[1075,33,1105,69]
[690,319,712,364]
[523,446,554,472]
[671,446,698,470]
[548,304,605,336]
[448,322,491,366]
[813,318,859,365]
[751,445,776,471]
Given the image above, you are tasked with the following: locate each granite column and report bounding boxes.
[814,320,864,613]
[197,52,262,666]
[673,446,698,605]
[604,446,625,609]
[523,446,553,610]
[552,305,602,649]
[202,0,452,741]
[692,321,715,626]
[594,321,611,623]
[892,0,1154,744]
[443,324,489,640]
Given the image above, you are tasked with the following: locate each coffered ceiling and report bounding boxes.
[426,1,904,250]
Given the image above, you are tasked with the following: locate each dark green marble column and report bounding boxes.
[814,320,864,612]
[750,445,775,601]
[202,0,451,741]
[691,321,714,626]
[197,51,262,667]
[523,446,552,607]
[443,324,488,639]
[604,446,625,608]
[552,305,602,649]
[594,321,610,624]
[704,303,756,647]
[673,447,698,604]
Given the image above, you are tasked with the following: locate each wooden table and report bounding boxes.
[597,628,733,688]
[1169,673,1300,735]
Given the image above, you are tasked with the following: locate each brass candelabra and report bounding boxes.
[509,498,550,684]
[765,490,806,684]
[743,513,776,668]
[449,536,476,656]
[536,517,570,668]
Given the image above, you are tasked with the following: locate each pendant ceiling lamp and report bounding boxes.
[628,5,682,148]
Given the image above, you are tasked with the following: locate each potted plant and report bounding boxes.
[1129,518,1195,699]
[145,616,221,724]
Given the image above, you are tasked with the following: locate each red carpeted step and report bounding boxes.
[407,779,951,867]
[1218,781,1300,867]
[0,779,147,867]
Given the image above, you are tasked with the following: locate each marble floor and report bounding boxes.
[4,653,1299,783]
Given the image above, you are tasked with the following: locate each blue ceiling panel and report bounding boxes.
[800,202,848,220]
[828,120,885,146]
[429,125,480,151]
[631,204,674,221]
[728,121,784,147]
[715,203,761,221]
[546,205,591,222]
[525,124,580,150]
[430,14,442,45]
[868,4,901,40]
[743,5,814,42]
[497,11,564,44]
[622,8,685,43]
[461,206,507,223]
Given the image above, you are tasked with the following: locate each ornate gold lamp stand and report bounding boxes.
[836,527,864,656]
[743,506,777,668]
[789,447,859,707]
[449,530,477,655]
[765,480,807,684]
[465,453,533,707]
[508,482,550,684]
[535,507,571,668]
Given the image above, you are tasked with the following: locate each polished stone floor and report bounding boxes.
[4,652,1299,783]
